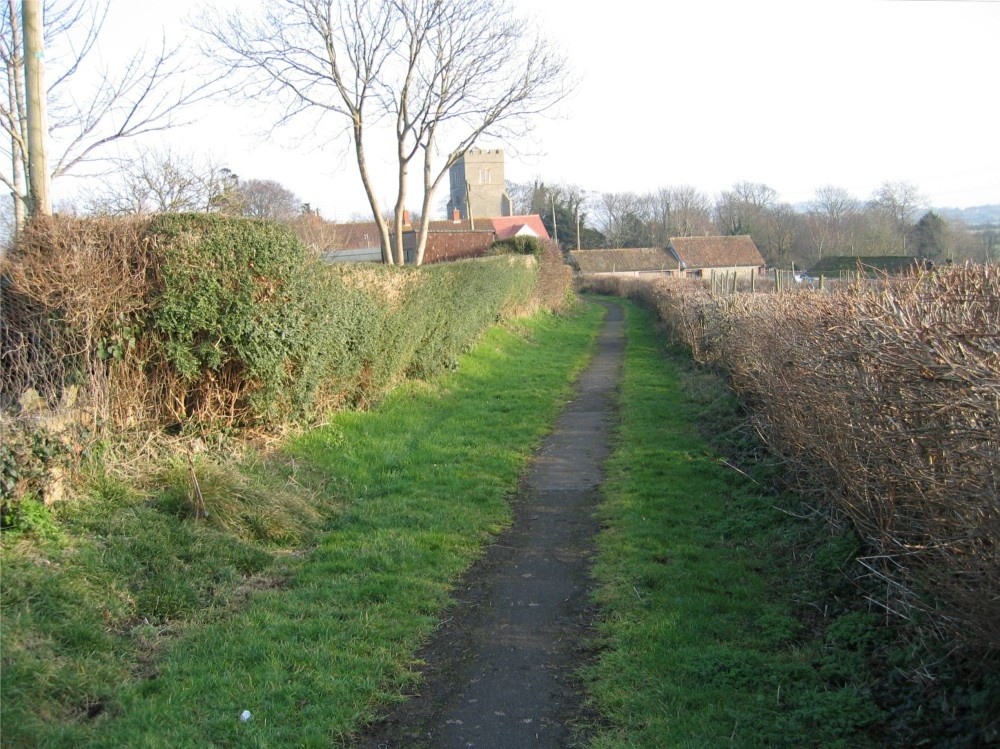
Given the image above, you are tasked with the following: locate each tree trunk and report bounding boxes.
[392,142,408,265]
[22,0,50,216]
[6,0,27,231]
[352,119,392,264]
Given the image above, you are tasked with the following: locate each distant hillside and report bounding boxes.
[936,204,1000,226]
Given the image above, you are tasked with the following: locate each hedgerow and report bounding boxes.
[578,268,1000,744]
[1,214,542,435]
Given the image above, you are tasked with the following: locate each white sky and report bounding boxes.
[53,0,1000,220]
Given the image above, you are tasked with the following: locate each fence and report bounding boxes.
[706,267,875,296]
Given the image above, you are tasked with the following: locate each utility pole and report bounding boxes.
[23,0,51,217]
[550,194,558,244]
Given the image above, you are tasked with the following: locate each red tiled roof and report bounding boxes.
[331,222,383,250]
[490,215,549,240]
[330,213,548,262]
[668,236,764,269]
[422,230,496,264]
[423,218,478,232]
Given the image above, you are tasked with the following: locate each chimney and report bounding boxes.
[403,210,410,226]
[453,208,461,223]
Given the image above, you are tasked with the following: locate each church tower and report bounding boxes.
[447,148,512,220]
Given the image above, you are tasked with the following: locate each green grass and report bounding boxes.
[584,301,881,748]
[2,297,903,747]
[0,303,604,748]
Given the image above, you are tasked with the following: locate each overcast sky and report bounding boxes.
[54,0,1000,220]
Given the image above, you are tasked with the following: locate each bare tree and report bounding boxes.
[646,185,712,243]
[1,0,219,232]
[757,202,804,268]
[714,181,777,236]
[805,185,861,260]
[869,180,926,228]
[506,180,535,215]
[287,208,342,254]
[598,191,654,248]
[85,148,230,215]
[206,0,569,265]
[222,178,301,222]
[867,181,927,255]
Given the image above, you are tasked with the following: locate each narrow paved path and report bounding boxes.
[360,300,624,748]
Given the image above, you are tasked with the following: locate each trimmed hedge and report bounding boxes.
[2,214,542,430]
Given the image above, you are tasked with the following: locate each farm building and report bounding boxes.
[570,236,766,279]
[569,247,679,277]
[666,236,765,279]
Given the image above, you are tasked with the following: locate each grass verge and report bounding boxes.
[0,303,604,748]
[584,301,882,748]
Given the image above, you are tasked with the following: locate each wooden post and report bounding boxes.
[750,269,756,294]
[23,0,50,217]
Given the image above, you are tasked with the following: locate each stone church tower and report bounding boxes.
[447,148,513,220]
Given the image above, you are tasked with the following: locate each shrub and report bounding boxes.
[145,213,328,424]
[532,240,574,314]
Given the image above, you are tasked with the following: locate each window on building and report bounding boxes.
[479,167,491,184]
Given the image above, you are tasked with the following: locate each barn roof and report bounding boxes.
[667,235,764,269]
[807,255,932,275]
[570,248,677,273]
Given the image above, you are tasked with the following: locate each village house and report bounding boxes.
[408,212,550,264]
[321,212,550,264]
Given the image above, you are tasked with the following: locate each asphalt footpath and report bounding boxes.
[359,299,625,748]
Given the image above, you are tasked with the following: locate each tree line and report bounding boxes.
[5,1,995,268]
[2,0,568,266]
[512,179,999,269]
